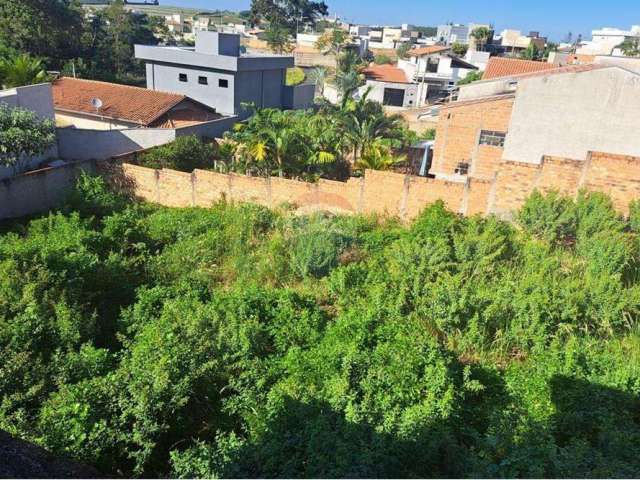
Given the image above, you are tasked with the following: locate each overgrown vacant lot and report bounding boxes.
[2,175,640,478]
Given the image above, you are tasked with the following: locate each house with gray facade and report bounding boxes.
[135,32,315,119]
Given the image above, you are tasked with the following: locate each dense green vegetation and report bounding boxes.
[2,174,640,477]
[0,0,163,83]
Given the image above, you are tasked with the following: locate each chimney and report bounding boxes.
[195,31,241,57]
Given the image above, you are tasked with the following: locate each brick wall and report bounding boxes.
[431,97,514,180]
[101,151,640,223]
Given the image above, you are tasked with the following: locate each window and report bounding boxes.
[479,130,506,147]
[179,73,188,82]
[198,76,208,85]
[455,162,469,175]
[219,79,229,88]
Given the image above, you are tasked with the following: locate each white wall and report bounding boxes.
[360,80,418,108]
[503,67,640,164]
[55,111,137,130]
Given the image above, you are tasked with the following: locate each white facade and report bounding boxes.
[577,25,640,55]
[359,80,418,108]
[503,67,640,164]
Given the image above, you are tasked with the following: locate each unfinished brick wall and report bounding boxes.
[431,97,514,180]
[104,151,640,222]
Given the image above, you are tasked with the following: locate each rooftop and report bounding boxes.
[52,77,192,126]
[408,45,451,57]
[483,57,557,80]
[361,64,410,84]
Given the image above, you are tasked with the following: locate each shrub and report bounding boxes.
[138,136,215,172]
[373,54,393,65]
[285,67,305,86]
[518,190,577,244]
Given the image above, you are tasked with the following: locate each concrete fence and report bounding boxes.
[4,149,640,222]
[0,160,97,220]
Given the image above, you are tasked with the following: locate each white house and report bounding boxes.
[577,26,640,55]
[398,45,478,105]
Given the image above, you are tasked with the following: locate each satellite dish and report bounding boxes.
[90,97,103,110]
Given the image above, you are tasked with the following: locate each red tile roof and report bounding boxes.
[408,45,451,57]
[52,77,188,126]
[361,64,410,83]
[483,57,556,80]
[494,63,606,82]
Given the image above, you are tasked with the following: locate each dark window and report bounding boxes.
[455,162,470,175]
[179,73,188,82]
[219,79,229,88]
[382,87,405,106]
[479,130,506,147]
[198,76,208,85]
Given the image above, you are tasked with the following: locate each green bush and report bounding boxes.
[285,67,305,86]
[138,135,215,172]
[3,177,640,477]
[373,54,393,65]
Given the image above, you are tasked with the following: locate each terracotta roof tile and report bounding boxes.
[483,57,556,80]
[494,63,606,82]
[361,64,410,83]
[408,45,451,56]
[52,77,187,126]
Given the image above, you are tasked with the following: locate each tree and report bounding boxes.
[355,139,404,172]
[470,26,492,52]
[315,29,350,62]
[457,70,483,85]
[618,38,640,57]
[264,23,294,54]
[396,42,411,59]
[249,0,328,31]
[0,0,84,68]
[308,66,327,95]
[520,42,541,60]
[451,42,468,56]
[0,54,48,89]
[0,104,56,175]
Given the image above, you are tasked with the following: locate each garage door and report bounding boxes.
[383,88,405,107]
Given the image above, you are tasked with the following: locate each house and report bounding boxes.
[496,29,546,55]
[429,64,640,182]
[360,64,417,107]
[577,26,640,56]
[436,23,492,46]
[398,45,478,104]
[51,77,221,130]
[135,31,312,119]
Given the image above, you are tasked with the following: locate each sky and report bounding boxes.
[164,0,639,41]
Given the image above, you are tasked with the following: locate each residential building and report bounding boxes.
[436,23,491,46]
[398,45,477,104]
[51,77,221,130]
[429,64,640,182]
[496,29,546,55]
[577,26,640,55]
[165,14,186,34]
[360,64,417,107]
[135,31,312,119]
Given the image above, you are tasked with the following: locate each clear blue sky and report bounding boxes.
[167,0,637,41]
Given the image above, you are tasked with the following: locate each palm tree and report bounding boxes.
[355,139,405,172]
[0,54,48,89]
[470,27,492,52]
[308,67,327,96]
[340,89,406,162]
[618,38,640,57]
